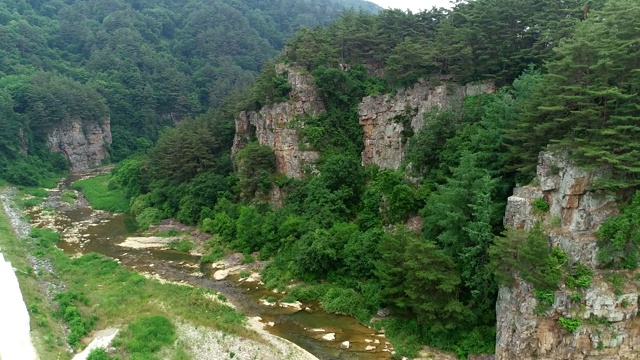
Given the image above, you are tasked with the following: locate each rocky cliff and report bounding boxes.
[358,80,495,169]
[232,65,323,179]
[496,152,639,360]
[46,118,112,173]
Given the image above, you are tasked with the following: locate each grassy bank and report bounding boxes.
[0,195,69,358]
[1,189,257,360]
[72,174,129,212]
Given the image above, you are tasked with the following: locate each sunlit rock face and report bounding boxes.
[496,151,640,360]
[47,117,112,173]
[232,65,323,179]
[358,80,494,170]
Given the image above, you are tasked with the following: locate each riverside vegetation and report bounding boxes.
[1,189,253,360]
[2,0,640,358]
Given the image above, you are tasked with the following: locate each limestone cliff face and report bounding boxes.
[232,65,323,179]
[358,80,495,169]
[46,118,112,173]
[496,152,640,360]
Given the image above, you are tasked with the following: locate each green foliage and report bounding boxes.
[121,316,175,356]
[534,289,556,315]
[136,208,164,231]
[597,191,640,269]
[61,190,77,204]
[167,240,193,253]
[532,198,550,214]
[87,349,117,360]
[72,175,130,213]
[490,224,565,291]
[234,143,276,201]
[376,227,468,333]
[558,317,582,333]
[53,291,97,347]
[566,263,593,290]
[507,0,640,185]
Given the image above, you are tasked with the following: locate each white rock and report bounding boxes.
[321,333,335,341]
[365,345,376,351]
[213,269,229,280]
[341,341,350,349]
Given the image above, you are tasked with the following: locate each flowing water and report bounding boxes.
[26,176,393,360]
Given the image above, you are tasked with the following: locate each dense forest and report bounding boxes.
[3,0,640,358]
[0,0,380,184]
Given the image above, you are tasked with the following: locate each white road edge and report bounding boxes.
[0,252,38,360]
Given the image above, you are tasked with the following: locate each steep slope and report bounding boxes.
[497,152,639,359]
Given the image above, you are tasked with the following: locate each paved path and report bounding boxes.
[0,252,38,360]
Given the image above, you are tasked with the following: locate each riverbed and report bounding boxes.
[24,176,394,360]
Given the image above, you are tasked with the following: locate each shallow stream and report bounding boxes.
[26,176,393,360]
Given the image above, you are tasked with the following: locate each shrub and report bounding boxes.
[53,292,97,347]
[567,263,593,290]
[123,316,175,355]
[558,317,581,333]
[534,289,555,315]
[167,240,193,253]
[597,191,640,269]
[532,197,550,214]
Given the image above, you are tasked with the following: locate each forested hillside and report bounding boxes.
[107,0,640,357]
[5,0,640,357]
[0,0,379,184]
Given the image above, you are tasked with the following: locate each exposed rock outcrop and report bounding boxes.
[232,65,323,179]
[46,118,112,173]
[358,80,495,169]
[496,152,639,360]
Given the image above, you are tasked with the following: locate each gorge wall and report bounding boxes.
[46,118,112,173]
[232,65,324,179]
[358,80,495,170]
[496,152,640,360]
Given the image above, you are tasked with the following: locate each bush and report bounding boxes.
[53,291,97,347]
[123,316,175,355]
[558,317,581,333]
[167,240,193,253]
[136,207,164,231]
[532,197,550,214]
[597,191,640,269]
[87,349,116,360]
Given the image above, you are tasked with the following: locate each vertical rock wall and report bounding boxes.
[232,65,323,179]
[358,80,495,170]
[496,152,640,360]
[46,117,112,173]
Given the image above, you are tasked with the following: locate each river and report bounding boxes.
[24,176,394,360]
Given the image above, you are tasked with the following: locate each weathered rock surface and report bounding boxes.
[232,65,323,179]
[358,80,494,169]
[496,151,639,360]
[47,118,112,173]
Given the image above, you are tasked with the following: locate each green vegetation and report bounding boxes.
[72,174,129,213]
[597,191,640,269]
[5,204,252,359]
[558,317,582,333]
[5,0,637,357]
[61,190,77,204]
[167,240,193,253]
[118,316,176,359]
[532,198,550,214]
[0,198,69,358]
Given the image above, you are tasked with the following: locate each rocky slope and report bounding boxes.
[232,65,324,179]
[496,152,640,360]
[358,80,495,169]
[46,118,112,173]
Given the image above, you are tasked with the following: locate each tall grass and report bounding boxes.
[72,174,129,212]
